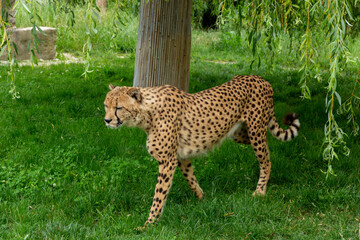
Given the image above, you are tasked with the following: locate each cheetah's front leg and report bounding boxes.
[144,158,177,227]
[143,114,179,228]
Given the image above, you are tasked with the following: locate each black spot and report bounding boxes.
[290,128,295,139]
[284,131,288,141]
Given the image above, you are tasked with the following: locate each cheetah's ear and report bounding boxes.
[127,88,142,103]
[109,84,116,90]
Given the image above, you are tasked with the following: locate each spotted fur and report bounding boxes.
[104,75,300,227]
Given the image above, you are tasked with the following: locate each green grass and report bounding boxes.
[1,9,360,239]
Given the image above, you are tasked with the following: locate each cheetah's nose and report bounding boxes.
[104,119,112,124]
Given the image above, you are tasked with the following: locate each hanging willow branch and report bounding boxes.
[1,0,43,98]
[82,0,100,78]
[81,0,128,77]
[0,18,19,99]
[1,0,18,99]
[299,0,314,100]
[110,0,129,50]
[338,63,360,136]
[218,0,359,176]
[321,0,352,178]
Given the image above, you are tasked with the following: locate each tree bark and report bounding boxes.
[133,0,193,92]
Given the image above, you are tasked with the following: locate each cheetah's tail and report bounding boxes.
[268,113,300,142]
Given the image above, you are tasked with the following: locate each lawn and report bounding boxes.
[1,18,360,240]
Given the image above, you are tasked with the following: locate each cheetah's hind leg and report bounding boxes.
[178,159,204,199]
[232,123,269,196]
[250,129,271,196]
[247,125,271,197]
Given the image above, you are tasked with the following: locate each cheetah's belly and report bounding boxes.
[177,121,244,160]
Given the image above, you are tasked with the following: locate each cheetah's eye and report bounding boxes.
[116,106,123,110]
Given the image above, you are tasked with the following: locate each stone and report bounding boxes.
[1,27,57,61]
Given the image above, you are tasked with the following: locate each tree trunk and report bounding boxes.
[133,0,193,92]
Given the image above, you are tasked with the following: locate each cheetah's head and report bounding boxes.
[104,84,143,129]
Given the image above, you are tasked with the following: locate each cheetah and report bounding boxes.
[103,75,300,227]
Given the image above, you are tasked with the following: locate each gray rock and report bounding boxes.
[1,27,57,61]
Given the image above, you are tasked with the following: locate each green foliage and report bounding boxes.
[15,1,138,53]
[0,38,359,237]
[54,0,87,5]
[205,0,360,176]
[0,1,359,237]
[14,0,44,66]
[1,0,47,99]
[81,0,100,78]
[0,12,18,99]
[0,7,359,238]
